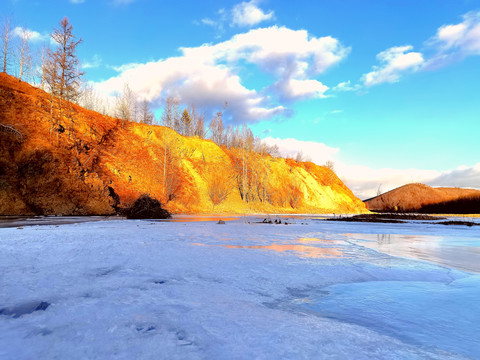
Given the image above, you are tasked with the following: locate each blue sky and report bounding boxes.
[2,0,479,198]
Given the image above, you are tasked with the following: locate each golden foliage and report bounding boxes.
[0,73,367,215]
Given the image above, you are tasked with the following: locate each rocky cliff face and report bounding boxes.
[0,73,367,215]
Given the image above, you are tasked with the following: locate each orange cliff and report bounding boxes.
[0,73,368,215]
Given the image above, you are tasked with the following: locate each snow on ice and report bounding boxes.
[1,216,479,359]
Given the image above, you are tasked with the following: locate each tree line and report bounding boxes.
[1,16,337,209]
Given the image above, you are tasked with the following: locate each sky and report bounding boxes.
[2,0,480,199]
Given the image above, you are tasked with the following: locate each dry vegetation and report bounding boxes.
[365,183,480,214]
[0,73,368,215]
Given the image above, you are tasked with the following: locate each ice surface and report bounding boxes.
[0,216,479,359]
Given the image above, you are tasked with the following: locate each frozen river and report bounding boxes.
[1,216,479,359]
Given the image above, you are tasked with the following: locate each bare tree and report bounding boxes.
[295,151,304,163]
[162,96,179,129]
[140,99,154,125]
[16,28,32,81]
[37,45,48,89]
[191,106,206,138]
[45,17,83,101]
[324,160,335,172]
[209,110,225,145]
[1,17,12,73]
[115,83,136,123]
[78,82,107,113]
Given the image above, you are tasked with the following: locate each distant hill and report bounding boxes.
[364,183,480,213]
[0,73,367,215]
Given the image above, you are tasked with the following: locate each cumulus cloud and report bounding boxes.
[336,164,440,200]
[362,45,424,86]
[332,162,480,200]
[272,79,329,100]
[12,26,48,43]
[358,11,480,87]
[261,137,480,199]
[262,137,340,166]
[95,26,348,122]
[427,163,480,188]
[232,0,274,27]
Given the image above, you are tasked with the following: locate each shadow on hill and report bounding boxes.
[418,196,480,214]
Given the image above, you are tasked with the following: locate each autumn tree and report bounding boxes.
[180,108,191,136]
[1,17,12,73]
[44,17,83,101]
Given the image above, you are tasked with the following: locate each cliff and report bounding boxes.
[0,73,367,215]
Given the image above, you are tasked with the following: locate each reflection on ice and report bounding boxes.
[192,236,346,259]
[221,244,344,258]
[344,232,480,273]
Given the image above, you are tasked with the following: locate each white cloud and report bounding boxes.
[201,18,217,27]
[69,0,85,3]
[82,54,102,69]
[199,9,228,36]
[262,137,339,165]
[232,0,274,27]
[95,26,348,122]
[359,11,480,87]
[273,79,328,100]
[427,163,480,189]
[426,11,480,68]
[362,45,424,86]
[12,26,48,43]
[261,137,480,199]
[332,80,361,92]
[336,164,440,200]
[332,162,480,200]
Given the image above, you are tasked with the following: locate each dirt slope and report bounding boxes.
[0,73,367,215]
[365,183,480,212]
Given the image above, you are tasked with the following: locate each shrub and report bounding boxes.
[126,194,171,219]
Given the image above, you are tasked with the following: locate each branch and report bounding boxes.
[0,123,23,140]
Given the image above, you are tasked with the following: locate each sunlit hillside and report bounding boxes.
[0,73,367,215]
[365,183,480,213]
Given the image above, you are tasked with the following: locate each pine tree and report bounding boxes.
[180,108,191,136]
[45,17,83,101]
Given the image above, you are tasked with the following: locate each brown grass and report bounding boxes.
[365,183,480,213]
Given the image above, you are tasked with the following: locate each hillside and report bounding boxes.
[0,73,367,215]
[365,183,480,213]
